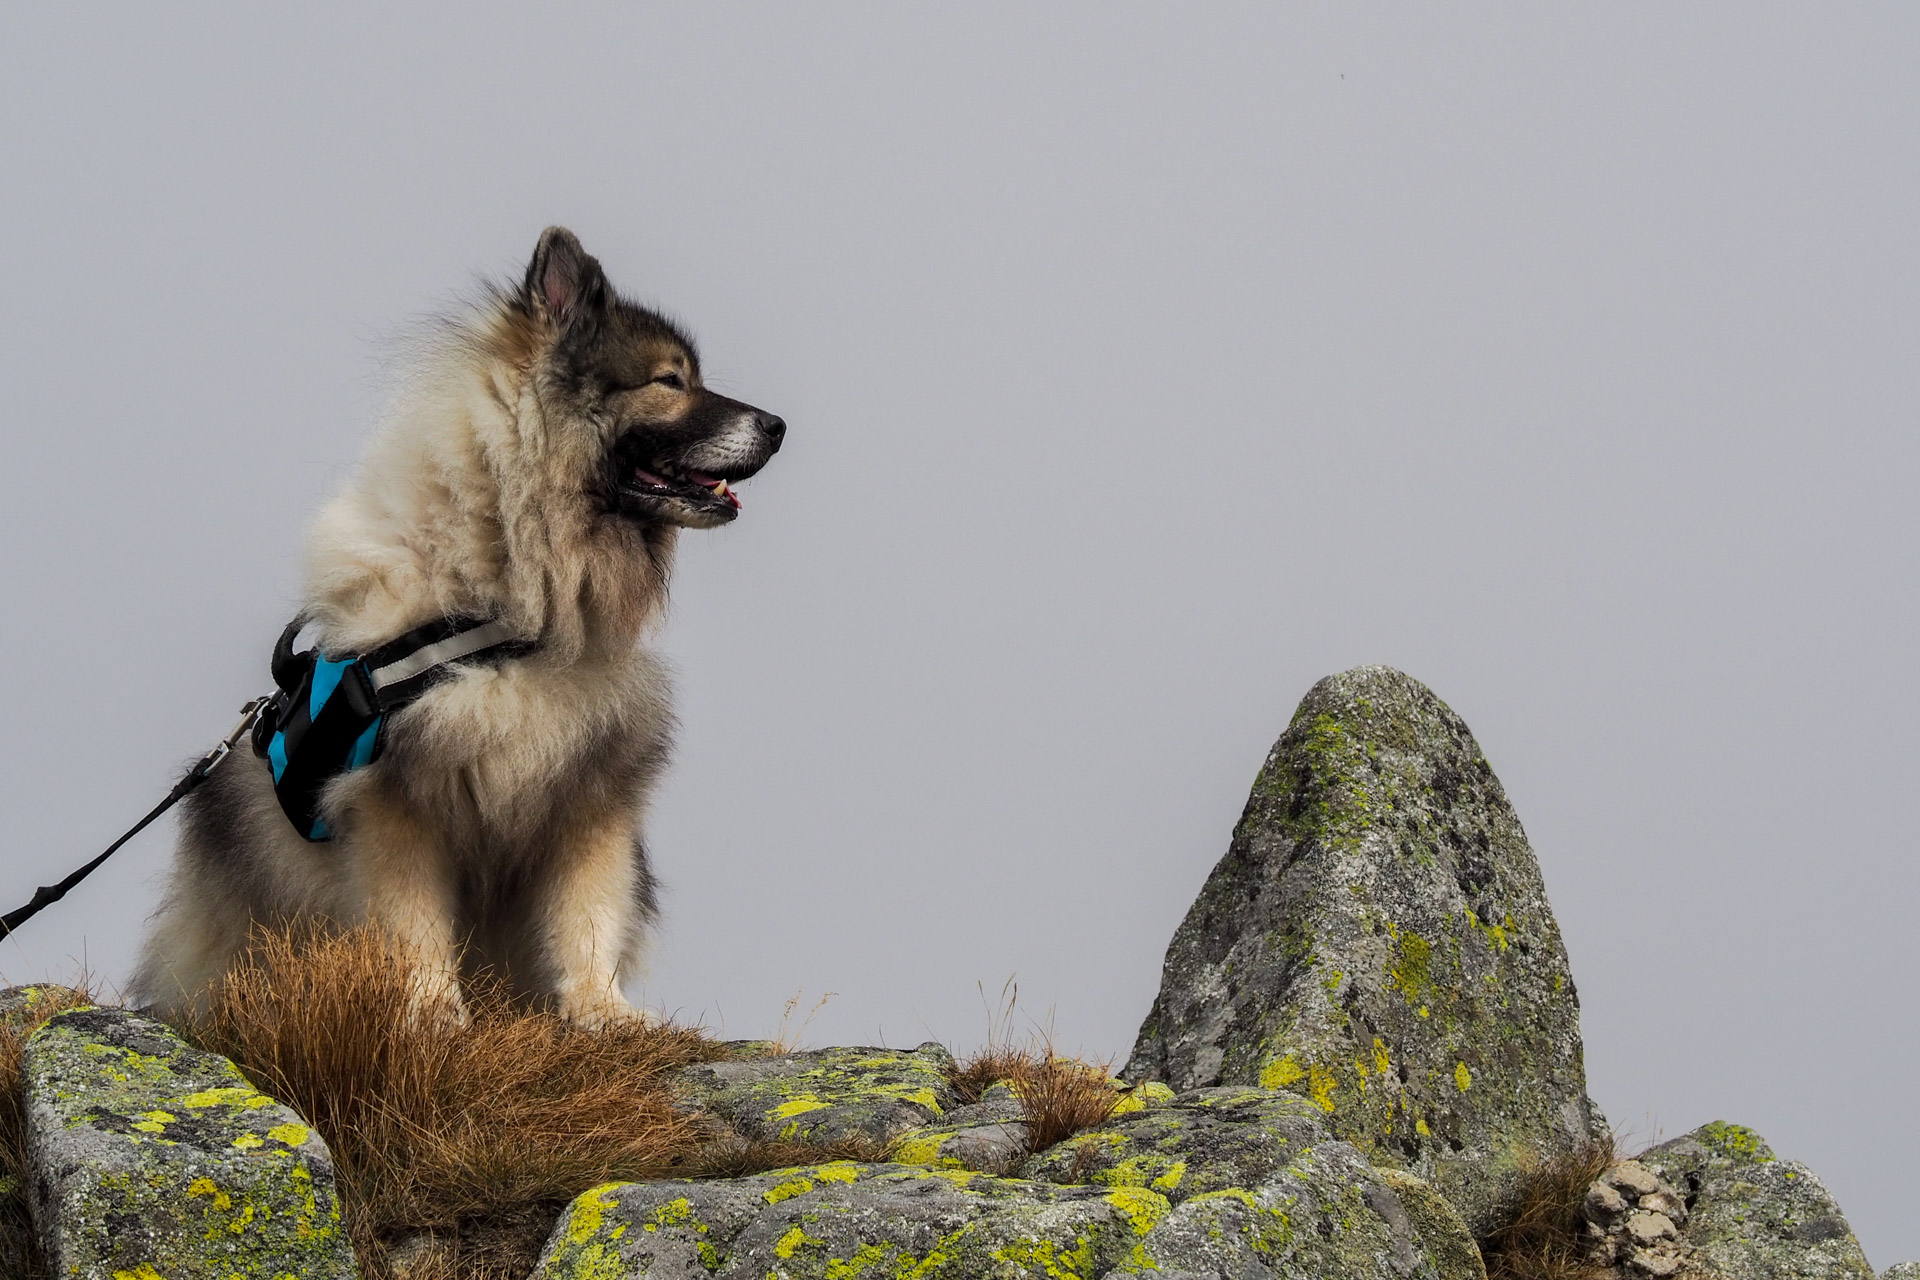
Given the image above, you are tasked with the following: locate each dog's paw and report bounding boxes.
[560,992,657,1031]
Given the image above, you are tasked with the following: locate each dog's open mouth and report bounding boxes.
[622,462,744,511]
[605,415,779,528]
[608,441,768,526]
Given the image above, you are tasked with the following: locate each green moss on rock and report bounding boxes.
[21,1006,356,1279]
[672,1043,956,1146]
[536,1083,1486,1279]
[530,1163,1158,1280]
[1124,666,1606,1235]
[1645,1122,1874,1280]
[1104,1138,1484,1280]
[1023,1086,1329,1205]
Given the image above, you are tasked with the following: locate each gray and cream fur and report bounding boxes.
[130,228,785,1026]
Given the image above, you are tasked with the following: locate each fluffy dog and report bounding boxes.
[130,227,785,1026]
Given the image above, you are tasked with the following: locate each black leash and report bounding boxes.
[0,698,270,941]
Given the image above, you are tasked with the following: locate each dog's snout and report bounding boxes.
[758,414,786,451]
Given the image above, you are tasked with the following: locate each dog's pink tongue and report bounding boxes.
[633,467,666,486]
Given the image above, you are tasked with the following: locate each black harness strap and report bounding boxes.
[0,611,535,939]
[254,614,532,841]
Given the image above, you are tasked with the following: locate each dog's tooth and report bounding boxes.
[712,480,729,496]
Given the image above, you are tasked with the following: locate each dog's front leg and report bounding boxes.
[539,815,650,1028]
[351,790,469,1026]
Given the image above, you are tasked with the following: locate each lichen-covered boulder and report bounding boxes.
[1882,1265,1920,1280]
[1024,1085,1331,1201]
[531,1162,1164,1280]
[1374,1167,1489,1280]
[1023,1085,1484,1279]
[1106,1138,1484,1280]
[672,1042,957,1145]
[0,983,82,1027]
[22,1005,357,1279]
[892,1112,1031,1176]
[531,1147,1482,1280]
[1641,1122,1874,1280]
[0,984,86,1280]
[1124,665,1605,1234]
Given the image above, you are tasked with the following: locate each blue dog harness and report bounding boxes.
[251,614,530,840]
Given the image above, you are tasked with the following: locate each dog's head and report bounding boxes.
[519,227,785,531]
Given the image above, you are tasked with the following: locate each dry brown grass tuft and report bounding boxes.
[948,1045,1039,1107]
[951,1042,1121,1155]
[0,981,96,1280]
[948,981,1120,1159]
[184,925,728,1279]
[1479,1137,1620,1280]
[1006,1052,1123,1152]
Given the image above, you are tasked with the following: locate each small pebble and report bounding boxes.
[1638,1189,1688,1223]
[1585,1181,1630,1224]
[1608,1160,1662,1198]
[1629,1245,1685,1278]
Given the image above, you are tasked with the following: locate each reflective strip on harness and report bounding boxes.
[366,619,519,696]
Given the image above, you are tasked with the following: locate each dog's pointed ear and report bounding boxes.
[524,226,608,335]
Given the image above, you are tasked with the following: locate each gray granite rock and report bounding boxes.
[1025,1083,1486,1278]
[1105,1136,1485,1280]
[534,1075,1487,1280]
[1022,1085,1334,1203]
[21,1005,357,1279]
[1580,1158,1698,1278]
[530,1163,1158,1280]
[1643,1122,1873,1280]
[1880,1265,1920,1280]
[893,1117,1032,1176]
[0,984,86,1280]
[672,1042,958,1147]
[532,1145,1485,1280]
[1124,665,1605,1234]
[0,983,81,1027]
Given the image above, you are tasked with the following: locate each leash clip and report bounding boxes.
[196,696,273,781]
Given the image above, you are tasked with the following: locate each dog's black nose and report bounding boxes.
[759,414,787,451]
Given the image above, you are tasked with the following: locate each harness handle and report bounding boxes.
[270,614,313,693]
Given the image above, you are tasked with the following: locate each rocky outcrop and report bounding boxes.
[1024,1084,1485,1279]
[21,1005,357,1279]
[531,1163,1157,1280]
[1125,665,1605,1234]
[1,667,1901,1279]
[674,1042,959,1145]
[532,1083,1486,1280]
[1634,1123,1875,1280]
[0,984,79,1027]
[892,1081,1034,1175]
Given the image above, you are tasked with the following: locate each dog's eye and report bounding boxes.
[650,373,687,391]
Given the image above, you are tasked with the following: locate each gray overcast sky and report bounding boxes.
[2,5,1915,1268]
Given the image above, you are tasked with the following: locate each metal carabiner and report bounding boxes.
[194,695,274,781]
